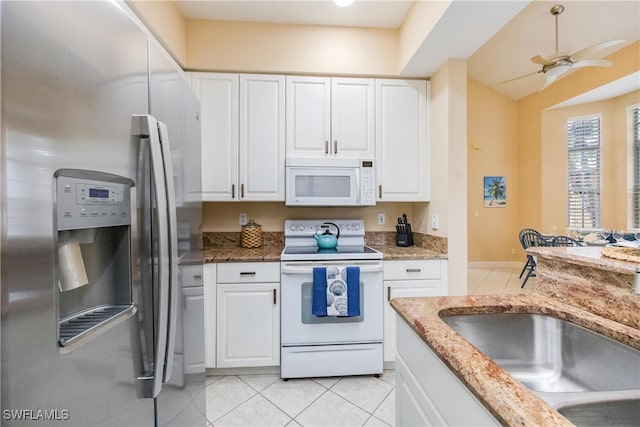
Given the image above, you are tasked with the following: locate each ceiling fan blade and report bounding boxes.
[497,70,540,85]
[538,74,557,92]
[572,58,613,68]
[531,55,554,66]
[571,39,626,61]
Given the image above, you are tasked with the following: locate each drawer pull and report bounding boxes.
[240,272,256,276]
[193,275,202,280]
[273,288,277,305]
[406,268,421,273]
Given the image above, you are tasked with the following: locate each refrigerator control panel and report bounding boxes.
[55,170,133,230]
[75,183,119,205]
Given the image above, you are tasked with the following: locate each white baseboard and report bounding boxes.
[468,261,522,269]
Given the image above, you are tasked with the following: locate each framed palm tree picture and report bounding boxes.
[484,176,506,207]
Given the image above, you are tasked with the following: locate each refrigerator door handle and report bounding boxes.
[132,114,170,399]
[157,121,179,384]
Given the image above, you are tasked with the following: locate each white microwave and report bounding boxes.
[285,158,376,206]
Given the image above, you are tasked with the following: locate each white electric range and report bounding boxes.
[280,219,384,379]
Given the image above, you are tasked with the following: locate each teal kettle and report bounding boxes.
[314,222,340,249]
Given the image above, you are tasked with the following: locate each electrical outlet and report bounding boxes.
[431,213,439,230]
[239,213,247,225]
[377,213,385,225]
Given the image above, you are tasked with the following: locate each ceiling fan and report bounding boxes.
[499,4,625,91]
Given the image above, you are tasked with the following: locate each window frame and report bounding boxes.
[566,114,602,231]
[627,103,640,230]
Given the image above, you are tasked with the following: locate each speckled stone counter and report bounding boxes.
[202,231,448,262]
[527,246,640,329]
[391,294,640,427]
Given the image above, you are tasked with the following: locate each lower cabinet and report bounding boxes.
[204,262,280,369]
[384,259,447,362]
[396,318,499,426]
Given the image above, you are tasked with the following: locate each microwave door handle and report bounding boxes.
[157,121,179,384]
[132,115,170,399]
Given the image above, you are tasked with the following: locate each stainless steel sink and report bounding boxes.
[442,313,640,393]
[557,398,640,427]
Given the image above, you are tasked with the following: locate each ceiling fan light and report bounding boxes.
[546,64,571,76]
[334,0,354,7]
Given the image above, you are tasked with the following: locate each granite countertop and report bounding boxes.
[203,230,448,263]
[391,294,640,427]
[203,244,446,263]
[527,245,638,273]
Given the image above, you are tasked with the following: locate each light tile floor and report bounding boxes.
[206,265,531,426]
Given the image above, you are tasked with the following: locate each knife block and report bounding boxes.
[396,229,414,247]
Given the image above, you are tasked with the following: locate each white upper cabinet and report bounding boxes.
[375,79,429,202]
[190,72,285,201]
[286,76,374,159]
[190,72,238,201]
[239,74,285,201]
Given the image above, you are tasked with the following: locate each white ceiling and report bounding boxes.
[174,0,640,100]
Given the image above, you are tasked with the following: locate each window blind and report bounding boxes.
[632,106,640,228]
[567,116,601,229]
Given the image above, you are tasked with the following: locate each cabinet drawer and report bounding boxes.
[217,262,280,283]
[384,260,441,280]
[181,264,203,287]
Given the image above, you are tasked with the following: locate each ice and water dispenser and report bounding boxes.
[54,169,135,351]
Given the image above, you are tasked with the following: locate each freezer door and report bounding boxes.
[1,1,154,426]
[147,40,205,426]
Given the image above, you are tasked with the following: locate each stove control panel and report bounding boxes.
[285,219,365,236]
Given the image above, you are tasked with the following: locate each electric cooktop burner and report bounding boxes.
[281,219,383,261]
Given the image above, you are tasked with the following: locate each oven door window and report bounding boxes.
[300,281,364,324]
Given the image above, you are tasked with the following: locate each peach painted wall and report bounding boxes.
[517,41,640,233]
[202,202,414,233]
[467,78,519,262]
[126,0,187,66]
[186,19,398,76]
[541,90,640,233]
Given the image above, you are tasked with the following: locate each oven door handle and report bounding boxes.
[281,264,384,274]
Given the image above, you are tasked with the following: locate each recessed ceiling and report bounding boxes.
[175,0,414,29]
[468,1,640,100]
[173,0,640,100]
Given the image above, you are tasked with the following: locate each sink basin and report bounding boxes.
[442,313,640,393]
[557,398,640,426]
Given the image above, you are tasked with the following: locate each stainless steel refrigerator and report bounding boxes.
[1,1,205,425]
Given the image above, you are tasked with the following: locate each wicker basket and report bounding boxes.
[241,219,262,248]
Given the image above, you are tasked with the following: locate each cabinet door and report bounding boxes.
[239,74,285,201]
[203,264,217,368]
[384,280,442,362]
[286,76,331,157]
[331,78,375,158]
[191,73,239,201]
[216,283,280,368]
[375,79,428,201]
[182,286,205,374]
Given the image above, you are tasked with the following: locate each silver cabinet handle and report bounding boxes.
[325,140,329,155]
[240,271,256,276]
[273,288,277,305]
[387,287,391,302]
[334,140,338,154]
[406,268,422,273]
[240,183,244,198]
[231,184,235,199]
[378,185,382,199]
